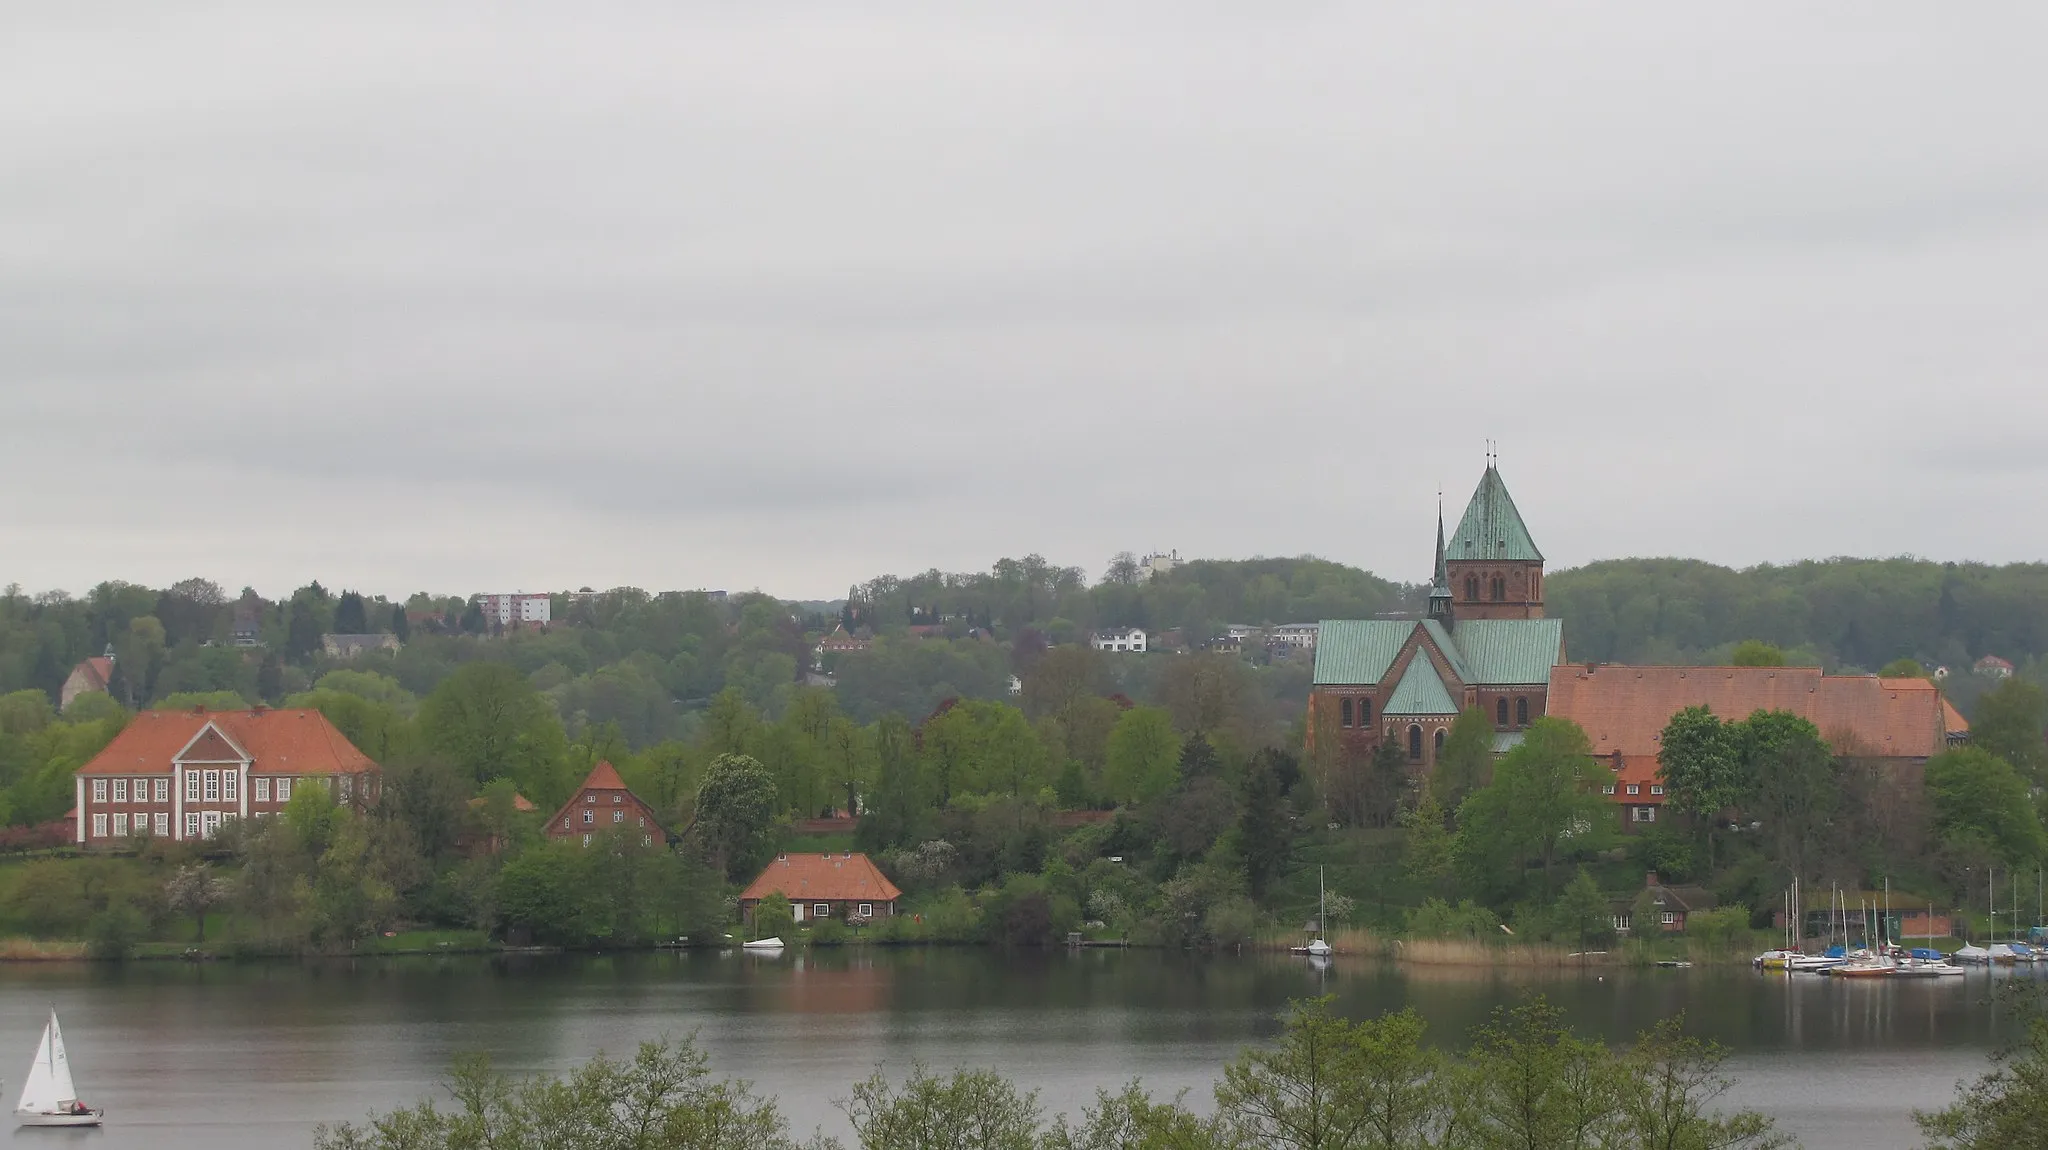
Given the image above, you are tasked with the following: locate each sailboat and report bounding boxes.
[1291,868,1333,957]
[16,1010,101,1127]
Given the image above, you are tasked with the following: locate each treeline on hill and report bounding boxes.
[317,999,1795,1150]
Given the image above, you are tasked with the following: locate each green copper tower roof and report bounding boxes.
[1447,464,1543,563]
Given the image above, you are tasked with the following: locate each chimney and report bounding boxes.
[191,704,207,715]
[1645,872,1660,889]
[251,703,268,715]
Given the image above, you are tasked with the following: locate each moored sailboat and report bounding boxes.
[15,1010,100,1127]
[1291,868,1332,957]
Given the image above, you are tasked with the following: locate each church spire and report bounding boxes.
[1427,496,1453,622]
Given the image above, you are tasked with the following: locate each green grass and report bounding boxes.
[357,929,493,954]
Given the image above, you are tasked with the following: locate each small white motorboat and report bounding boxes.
[1951,944,1991,965]
[741,937,785,951]
[15,1009,101,1127]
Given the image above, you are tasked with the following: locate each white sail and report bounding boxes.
[17,1012,76,1114]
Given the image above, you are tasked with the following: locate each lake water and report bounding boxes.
[0,948,2021,1148]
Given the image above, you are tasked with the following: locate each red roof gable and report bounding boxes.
[76,708,377,776]
[74,657,114,691]
[578,760,629,791]
[740,853,902,904]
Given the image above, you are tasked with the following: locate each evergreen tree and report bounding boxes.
[1237,749,1292,899]
[331,591,368,635]
[389,603,410,642]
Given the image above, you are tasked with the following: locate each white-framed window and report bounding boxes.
[278,778,294,803]
[1661,911,1677,926]
[815,904,830,919]
[92,814,107,838]
[202,811,221,838]
[155,778,169,802]
[92,779,107,803]
[583,810,593,824]
[255,778,270,802]
[340,775,351,800]
[638,816,646,828]
[1625,784,1639,796]
[185,812,200,839]
[1602,784,1616,795]
[154,813,168,836]
[113,813,128,836]
[203,770,220,801]
[582,834,591,847]
[613,794,622,804]
[113,779,127,803]
[586,792,596,804]
[859,903,873,917]
[223,771,238,802]
[613,810,623,823]
[1650,785,1663,796]
[640,835,651,847]
[186,771,201,802]
[1633,806,1656,823]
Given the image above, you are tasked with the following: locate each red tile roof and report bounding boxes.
[740,853,902,905]
[76,708,377,776]
[579,760,628,791]
[1548,665,1955,761]
[73,657,113,691]
[1608,756,1666,803]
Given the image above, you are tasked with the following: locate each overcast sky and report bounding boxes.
[5,4,2045,602]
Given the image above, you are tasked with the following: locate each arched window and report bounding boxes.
[1408,725,1423,761]
[1490,576,1505,602]
[1359,698,1371,724]
[1464,575,1479,601]
[1516,697,1530,727]
[1433,729,1445,755]
[1340,698,1353,727]
[1496,698,1510,727]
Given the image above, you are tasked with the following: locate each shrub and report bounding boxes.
[86,905,146,960]
[810,918,849,947]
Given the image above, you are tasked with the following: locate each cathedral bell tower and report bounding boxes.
[1443,460,1545,622]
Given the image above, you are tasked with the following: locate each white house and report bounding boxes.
[1090,628,1147,653]
[1269,623,1320,651]
[478,593,551,627]
[1139,551,1180,581]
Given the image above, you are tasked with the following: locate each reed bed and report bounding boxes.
[1389,937,1604,967]
[0,938,88,961]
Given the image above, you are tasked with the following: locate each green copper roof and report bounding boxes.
[1448,465,1543,562]
[1492,730,1525,753]
[1313,620,1412,686]
[1385,655,1460,716]
[1450,619,1564,685]
[1419,619,1473,683]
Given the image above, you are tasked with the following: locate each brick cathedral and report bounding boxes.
[1310,462,1564,769]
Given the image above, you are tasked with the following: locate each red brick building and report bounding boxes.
[73,705,379,846]
[740,852,902,924]
[1548,664,1970,828]
[544,761,667,847]
[1310,462,1565,772]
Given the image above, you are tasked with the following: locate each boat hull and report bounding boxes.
[16,1110,102,1127]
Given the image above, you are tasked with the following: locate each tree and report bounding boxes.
[1430,708,1494,811]
[1916,997,2048,1148]
[1879,658,1928,679]
[376,756,470,862]
[1730,640,1788,667]
[1555,867,1614,952]
[1399,795,1455,895]
[1103,552,1142,587]
[1734,710,1836,880]
[1455,998,1621,1149]
[688,753,778,881]
[112,615,166,707]
[1215,998,1450,1150]
[494,840,596,944]
[1972,677,2048,782]
[1455,718,1608,898]
[1617,1019,1791,1150]
[332,591,368,635]
[1657,705,1741,866]
[750,891,794,942]
[315,1037,801,1150]
[417,662,570,800]
[1238,749,1294,900]
[388,603,410,643]
[841,1065,1043,1150]
[1926,747,2048,867]
[1104,707,1179,806]
[164,863,230,943]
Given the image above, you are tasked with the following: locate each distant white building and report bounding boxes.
[479,593,551,627]
[1139,551,1181,581]
[1091,628,1147,653]
[1269,623,1320,651]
